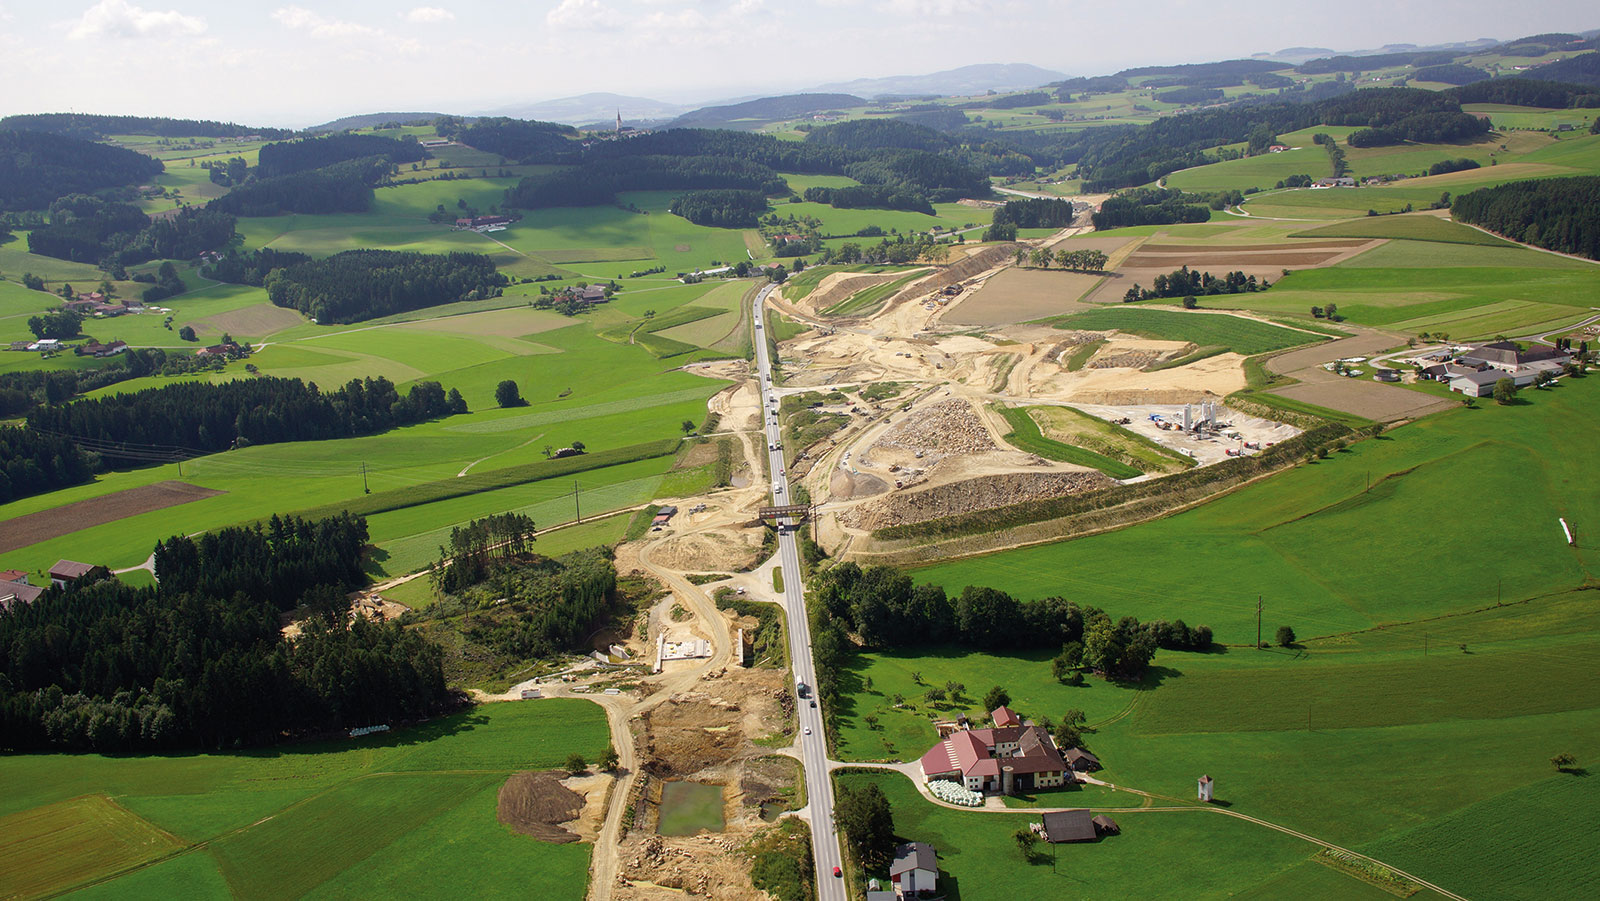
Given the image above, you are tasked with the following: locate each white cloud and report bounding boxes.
[547,0,626,31]
[881,0,1003,15]
[67,0,206,40]
[403,6,454,23]
[272,6,419,52]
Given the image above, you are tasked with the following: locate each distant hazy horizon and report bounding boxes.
[0,0,1595,127]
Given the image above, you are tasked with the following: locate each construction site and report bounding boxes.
[413,220,1412,900]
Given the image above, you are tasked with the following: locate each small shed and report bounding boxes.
[1198,775,1214,802]
[1064,747,1101,771]
[991,705,1020,727]
[1092,814,1120,835]
[1041,809,1097,843]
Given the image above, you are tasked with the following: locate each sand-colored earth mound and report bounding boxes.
[650,528,765,572]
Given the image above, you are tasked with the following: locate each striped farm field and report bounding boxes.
[0,795,184,899]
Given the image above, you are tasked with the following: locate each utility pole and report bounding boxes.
[1256,595,1263,649]
[573,481,581,524]
[362,462,369,494]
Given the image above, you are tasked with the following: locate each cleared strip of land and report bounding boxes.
[0,481,224,554]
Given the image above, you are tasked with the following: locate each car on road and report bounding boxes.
[833,866,841,878]
[805,727,812,735]
[810,700,817,707]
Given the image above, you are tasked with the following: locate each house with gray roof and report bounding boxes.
[889,842,938,897]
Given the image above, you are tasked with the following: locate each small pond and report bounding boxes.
[658,781,725,835]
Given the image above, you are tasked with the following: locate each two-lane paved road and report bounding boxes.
[752,284,847,900]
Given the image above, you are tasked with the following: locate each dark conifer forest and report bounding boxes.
[1451,176,1600,259]
[263,250,506,322]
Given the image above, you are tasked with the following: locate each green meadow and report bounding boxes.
[914,383,1598,637]
[833,380,1600,897]
[0,256,750,577]
[0,700,608,901]
[834,771,1418,901]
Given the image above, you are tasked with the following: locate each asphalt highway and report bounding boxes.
[752,283,846,900]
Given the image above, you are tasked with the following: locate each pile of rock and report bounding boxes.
[1090,350,1163,369]
[874,399,994,458]
[842,471,1115,531]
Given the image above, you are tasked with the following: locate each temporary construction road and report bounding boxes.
[754,283,848,899]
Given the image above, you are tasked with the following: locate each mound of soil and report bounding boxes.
[841,471,1114,531]
[829,468,889,501]
[497,770,585,843]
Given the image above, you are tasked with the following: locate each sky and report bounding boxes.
[0,0,1595,126]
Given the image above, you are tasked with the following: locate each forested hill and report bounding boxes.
[1057,87,1490,191]
[208,156,390,216]
[504,125,992,210]
[1451,176,1600,260]
[665,93,866,129]
[0,113,293,140]
[256,133,430,178]
[1445,78,1600,109]
[1524,51,1600,88]
[439,116,577,163]
[0,130,163,211]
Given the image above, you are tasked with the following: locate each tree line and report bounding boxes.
[801,184,934,215]
[263,249,506,323]
[1093,188,1211,229]
[0,112,292,140]
[0,129,164,211]
[203,247,313,285]
[1450,176,1600,260]
[806,562,1213,735]
[670,189,771,227]
[207,156,389,216]
[255,133,429,178]
[1123,265,1270,302]
[437,116,577,163]
[154,513,371,611]
[0,514,455,752]
[1346,110,1489,147]
[506,154,787,209]
[992,197,1078,229]
[0,346,190,419]
[27,195,236,267]
[0,426,94,503]
[26,375,468,463]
